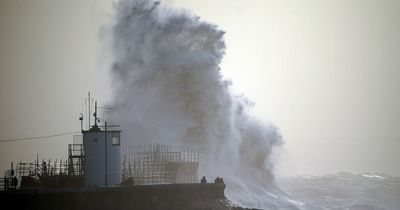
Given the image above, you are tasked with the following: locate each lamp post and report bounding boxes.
[105,121,108,186]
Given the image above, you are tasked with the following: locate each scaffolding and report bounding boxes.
[0,143,85,190]
[122,144,199,185]
[68,144,85,176]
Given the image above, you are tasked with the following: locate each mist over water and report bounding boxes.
[105,0,295,208]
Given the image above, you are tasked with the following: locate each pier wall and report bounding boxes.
[0,183,228,210]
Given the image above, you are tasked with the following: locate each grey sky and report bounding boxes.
[0,0,399,176]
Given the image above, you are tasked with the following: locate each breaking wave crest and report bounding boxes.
[104,0,297,208]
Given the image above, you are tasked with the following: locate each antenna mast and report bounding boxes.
[94,101,99,127]
[79,113,83,131]
[88,92,91,129]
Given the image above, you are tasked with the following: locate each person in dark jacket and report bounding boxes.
[214,177,220,183]
[201,176,207,183]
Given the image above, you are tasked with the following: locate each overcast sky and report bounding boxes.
[0,0,399,176]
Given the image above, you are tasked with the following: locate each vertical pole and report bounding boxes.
[80,113,83,131]
[11,161,14,189]
[105,121,108,186]
[94,101,98,127]
[88,92,91,130]
[36,154,38,175]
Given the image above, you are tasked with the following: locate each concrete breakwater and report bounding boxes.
[0,183,242,210]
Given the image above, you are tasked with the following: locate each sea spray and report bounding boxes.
[104,0,296,208]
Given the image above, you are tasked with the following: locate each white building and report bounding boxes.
[83,125,121,187]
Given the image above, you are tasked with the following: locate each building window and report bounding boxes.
[112,133,120,146]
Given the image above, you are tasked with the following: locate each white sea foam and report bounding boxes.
[279,172,400,210]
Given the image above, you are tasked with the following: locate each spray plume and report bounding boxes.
[105,0,296,208]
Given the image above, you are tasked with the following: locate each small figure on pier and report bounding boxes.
[214,177,224,184]
[42,161,48,176]
[201,176,207,183]
[214,177,220,183]
[12,176,18,189]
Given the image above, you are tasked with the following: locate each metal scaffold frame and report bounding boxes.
[122,144,199,185]
[1,143,85,190]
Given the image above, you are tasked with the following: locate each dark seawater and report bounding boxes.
[277,172,400,210]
